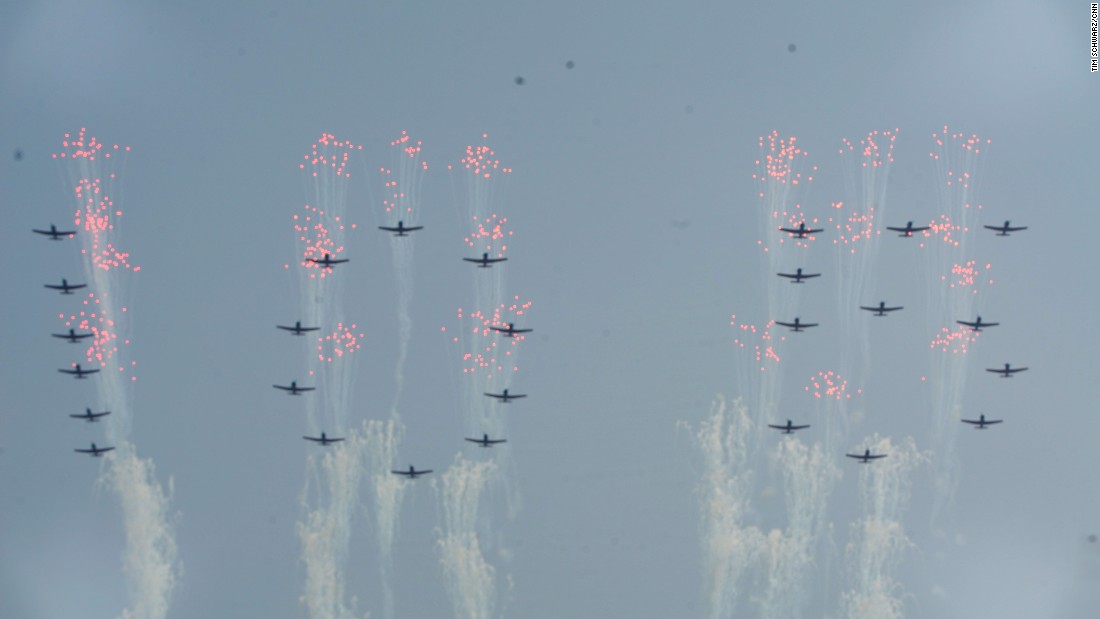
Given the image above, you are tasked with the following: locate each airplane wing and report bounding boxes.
[273,385,291,390]
[778,227,798,234]
[775,321,795,328]
[806,227,823,234]
[328,438,345,443]
[484,393,504,399]
[378,226,399,232]
[766,424,787,430]
[961,419,981,425]
[59,369,76,374]
[985,419,1003,425]
[800,323,819,328]
[1009,367,1028,373]
[1006,226,1027,232]
[298,387,316,392]
[777,273,797,279]
[882,306,903,312]
[885,227,905,232]
[985,368,1006,375]
[417,469,433,475]
[844,454,863,459]
[789,424,810,431]
[303,436,323,443]
[956,320,977,328]
[859,306,878,312]
[391,470,414,477]
[867,454,887,459]
[801,273,820,279]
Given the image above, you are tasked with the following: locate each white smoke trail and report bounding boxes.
[841,435,924,619]
[361,419,407,619]
[298,431,369,619]
[293,134,368,618]
[693,397,764,619]
[832,129,897,386]
[921,127,991,522]
[57,130,180,619]
[756,437,840,617]
[378,132,427,414]
[436,455,498,619]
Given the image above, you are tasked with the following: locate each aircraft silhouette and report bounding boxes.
[885,221,930,237]
[776,268,820,283]
[986,363,1028,377]
[490,323,532,338]
[984,220,1027,236]
[45,279,86,295]
[961,414,1002,429]
[276,321,319,336]
[860,302,903,317]
[392,465,433,479]
[70,407,110,422]
[59,364,99,379]
[465,434,507,448]
[463,252,507,268]
[52,328,94,343]
[75,443,114,457]
[846,448,887,463]
[775,317,818,332]
[484,389,526,402]
[303,432,344,446]
[33,224,76,240]
[308,253,349,268]
[779,222,823,239]
[273,381,314,395]
[378,220,424,237]
[957,316,998,332]
[768,420,810,434]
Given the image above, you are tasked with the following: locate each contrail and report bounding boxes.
[57,129,180,619]
[693,397,764,619]
[841,435,925,619]
[361,419,407,619]
[435,454,498,619]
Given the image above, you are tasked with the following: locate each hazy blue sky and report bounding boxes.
[1,1,1098,617]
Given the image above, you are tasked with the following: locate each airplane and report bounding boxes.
[52,328,94,343]
[767,420,810,434]
[75,443,114,457]
[860,302,903,317]
[303,432,344,446]
[465,433,507,448]
[33,224,76,240]
[957,316,999,332]
[276,321,319,336]
[777,268,820,283]
[984,220,1027,236]
[70,407,110,422]
[961,413,1002,429]
[392,465,433,479]
[779,222,823,239]
[378,220,424,237]
[308,253,349,268]
[775,317,818,332]
[484,389,526,402]
[846,448,887,463]
[885,221,930,237]
[273,381,314,395]
[490,323,533,338]
[463,252,507,268]
[986,363,1028,377]
[59,364,99,379]
[44,279,86,295]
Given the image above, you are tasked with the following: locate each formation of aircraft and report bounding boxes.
[44,278,86,294]
[59,364,99,379]
[392,465,433,479]
[776,317,818,332]
[777,268,820,283]
[52,328,94,343]
[465,434,507,448]
[75,443,114,457]
[984,220,1027,236]
[961,414,1002,429]
[957,316,999,332]
[70,407,110,422]
[308,253,349,268]
[986,363,1028,377]
[491,323,533,338]
[273,381,314,395]
[846,449,887,463]
[485,388,526,402]
[885,221,930,237]
[303,433,344,446]
[378,220,424,237]
[463,252,507,268]
[779,222,823,239]
[768,420,810,434]
[33,224,76,240]
[276,321,319,336]
[860,301,903,317]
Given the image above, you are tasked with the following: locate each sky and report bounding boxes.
[1,0,1098,617]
